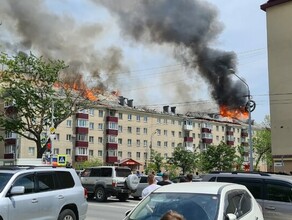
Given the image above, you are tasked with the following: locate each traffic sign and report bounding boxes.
[50,127,56,134]
[57,155,67,166]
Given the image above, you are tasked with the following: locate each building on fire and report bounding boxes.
[0,94,265,171]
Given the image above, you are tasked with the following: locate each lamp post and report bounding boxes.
[230,69,254,172]
[146,129,158,170]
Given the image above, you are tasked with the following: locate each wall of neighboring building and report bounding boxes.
[261,0,292,172]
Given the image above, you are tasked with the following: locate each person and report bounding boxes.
[141,173,161,198]
[157,172,172,186]
[160,210,185,220]
[136,170,141,177]
[186,173,193,182]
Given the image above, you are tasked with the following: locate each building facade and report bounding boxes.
[1,96,263,171]
[261,0,292,172]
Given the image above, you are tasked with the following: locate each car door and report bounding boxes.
[81,168,100,193]
[8,173,40,220]
[263,180,292,220]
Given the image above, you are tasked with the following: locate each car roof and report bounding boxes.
[152,182,244,194]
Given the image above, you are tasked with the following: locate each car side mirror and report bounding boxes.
[226,213,237,220]
[10,186,25,195]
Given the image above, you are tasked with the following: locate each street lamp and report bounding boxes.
[146,129,158,169]
[229,69,254,172]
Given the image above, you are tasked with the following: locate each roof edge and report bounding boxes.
[261,0,291,11]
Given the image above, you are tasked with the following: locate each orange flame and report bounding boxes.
[220,105,249,119]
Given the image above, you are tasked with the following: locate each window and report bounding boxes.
[143,128,148,135]
[66,134,72,141]
[77,119,88,128]
[164,141,168,147]
[157,118,161,124]
[127,152,132,158]
[164,130,167,136]
[136,115,140,121]
[171,120,175,125]
[163,119,167,124]
[157,129,161,135]
[179,132,182,138]
[28,147,35,156]
[172,131,175,137]
[98,137,103,143]
[108,122,118,130]
[98,123,103,130]
[127,127,132,133]
[128,114,132,121]
[119,113,123,119]
[38,173,55,192]
[118,138,122,145]
[53,148,59,155]
[14,174,35,194]
[136,152,141,159]
[127,139,132,147]
[222,126,225,131]
[89,136,94,143]
[89,122,94,130]
[77,147,87,155]
[171,142,175,148]
[224,191,252,218]
[216,125,219,131]
[66,148,71,155]
[98,150,102,157]
[136,127,140,135]
[55,133,60,141]
[66,120,72,127]
[136,139,141,147]
[77,134,87,141]
[107,135,117,143]
[98,110,104,117]
[157,141,161,147]
[118,151,122,158]
[89,150,94,156]
[89,109,94,116]
[144,116,148,123]
[118,125,123,133]
[266,181,292,202]
[143,140,148,147]
[108,149,116,157]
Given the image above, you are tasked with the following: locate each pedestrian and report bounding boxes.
[136,170,141,177]
[160,210,185,220]
[141,173,161,198]
[157,172,172,186]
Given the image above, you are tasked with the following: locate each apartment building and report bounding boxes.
[261,0,292,172]
[1,95,262,171]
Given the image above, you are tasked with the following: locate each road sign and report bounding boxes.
[49,127,56,134]
[57,155,67,166]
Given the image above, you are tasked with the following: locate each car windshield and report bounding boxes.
[0,173,13,192]
[127,192,219,220]
[116,168,131,177]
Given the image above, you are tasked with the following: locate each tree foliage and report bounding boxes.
[167,146,196,175]
[253,115,272,169]
[198,142,237,172]
[0,52,93,158]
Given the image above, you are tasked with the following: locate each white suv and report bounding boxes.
[0,166,88,220]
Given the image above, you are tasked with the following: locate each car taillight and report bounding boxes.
[84,188,88,199]
[112,179,117,187]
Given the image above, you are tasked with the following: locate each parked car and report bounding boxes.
[80,166,139,202]
[131,175,162,199]
[202,171,292,220]
[171,175,202,183]
[124,182,263,220]
[0,165,88,220]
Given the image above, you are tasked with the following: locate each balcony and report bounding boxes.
[76,113,88,119]
[106,156,118,163]
[75,155,88,162]
[184,137,193,142]
[106,143,118,149]
[106,129,118,136]
[75,141,88,147]
[106,116,118,122]
[241,129,248,137]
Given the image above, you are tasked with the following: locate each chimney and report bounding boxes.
[163,106,169,113]
[171,106,176,114]
[127,99,134,107]
[118,96,125,106]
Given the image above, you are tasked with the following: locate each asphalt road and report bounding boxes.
[86,197,140,220]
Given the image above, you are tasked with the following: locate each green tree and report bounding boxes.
[253,115,272,170]
[234,145,245,170]
[0,52,92,158]
[75,158,102,170]
[198,142,236,172]
[167,146,196,175]
[146,149,164,174]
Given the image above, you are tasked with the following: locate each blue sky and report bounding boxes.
[0,0,269,123]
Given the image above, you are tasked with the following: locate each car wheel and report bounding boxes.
[58,209,76,220]
[87,193,94,200]
[117,193,129,202]
[95,187,107,202]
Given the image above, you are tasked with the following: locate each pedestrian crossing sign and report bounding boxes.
[57,155,67,166]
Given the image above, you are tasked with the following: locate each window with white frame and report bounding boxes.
[163,119,167,124]
[66,120,72,127]
[89,136,94,143]
[143,128,148,135]
[107,135,117,143]
[127,139,132,147]
[118,151,122,158]
[157,141,161,147]
[28,147,35,156]
[136,115,140,121]
[66,148,71,155]
[5,145,15,153]
[89,150,94,156]
[127,152,132,158]
[144,140,148,147]
[127,127,132,133]
[144,152,147,159]
[144,116,148,123]
[118,138,122,145]
[98,150,102,157]
[136,127,140,135]
[157,129,161,135]
[108,122,118,130]
[98,123,103,130]
[108,149,116,157]
[5,132,13,139]
[118,113,123,119]
[89,122,94,130]
[77,119,88,128]
[128,114,132,121]
[136,139,141,147]
[118,125,123,133]
[76,147,87,155]
[164,141,168,147]
[98,137,103,143]
[98,110,104,117]
[136,152,141,159]
[89,109,94,116]
[77,134,88,142]
[55,133,60,141]
[66,134,72,141]
[157,118,161,124]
